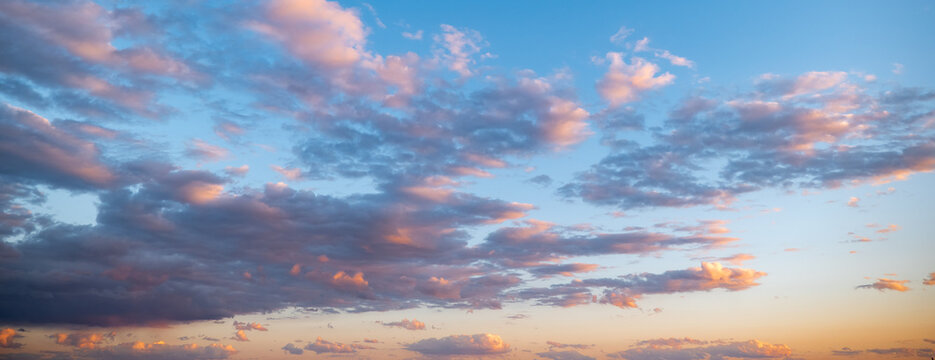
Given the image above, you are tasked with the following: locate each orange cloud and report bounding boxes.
[407,333,510,356]
[924,273,935,286]
[331,271,369,290]
[52,331,115,349]
[232,330,248,342]
[177,181,224,204]
[0,328,23,349]
[847,197,860,207]
[857,278,910,292]
[305,337,372,354]
[234,321,268,331]
[382,318,426,330]
[717,253,756,266]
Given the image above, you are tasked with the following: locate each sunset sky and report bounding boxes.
[1,0,934,359]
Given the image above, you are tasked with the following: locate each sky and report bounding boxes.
[0,0,934,359]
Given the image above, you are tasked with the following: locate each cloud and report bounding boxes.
[635,337,708,349]
[304,337,372,354]
[832,347,862,356]
[213,122,244,141]
[547,341,592,350]
[875,224,900,234]
[757,71,848,98]
[185,140,228,162]
[610,26,634,44]
[230,321,266,342]
[862,347,934,357]
[406,333,510,356]
[610,339,792,360]
[892,63,904,75]
[0,0,195,117]
[52,332,116,349]
[247,0,369,70]
[847,197,860,208]
[0,104,117,189]
[281,343,303,355]
[231,330,248,342]
[434,24,487,78]
[857,278,910,292]
[529,263,600,277]
[402,30,423,40]
[654,50,694,68]
[0,328,23,349]
[515,262,765,310]
[713,253,756,266]
[596,53,674,106]
[82,341,238,360]
[233,321,268,331]
[480,219,738,268]
[223,165,250,177]
[633,37,650,52]
[527,174,554,187]
[538,350,596,360]
[563,71,935,210]
[382,318,426,330]
[924,273,935,286]
[270,165,303,180]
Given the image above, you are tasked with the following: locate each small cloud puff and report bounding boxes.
[856,278,910,292]
[406,333,510,356]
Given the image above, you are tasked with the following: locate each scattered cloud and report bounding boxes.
[0,328,23,349]
[596,52,674,106]
[304,337,372,354]
[847,197,860,208]
[434,24,486,78]
[892,62,904,75]
[402,30,423,40]
[406,333,510,356]
[922,272,935,286]
[610,339,791,360]
[856,278,910,292]
[282,343,303,355]
[382,318,426,330]
[538,350,596,360]
[610,26,634,44]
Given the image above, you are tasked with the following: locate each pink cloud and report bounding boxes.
[0,105,117,188]
[597,53,674,106]
[224,165,250,177]
[716,253,756,266]
[434,24,486,78]
[186,139,229,162]
[248,0,369,70]
[407,333,510,356]
[271,165,303,180]
[304,337,372,354]
[847,197,860,207]
[635,337,708,349]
